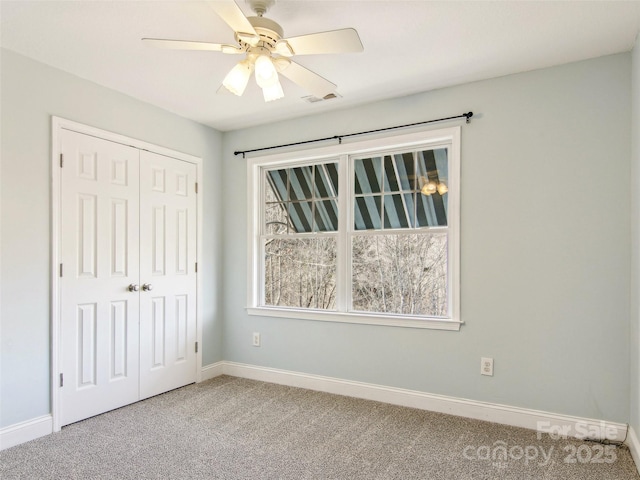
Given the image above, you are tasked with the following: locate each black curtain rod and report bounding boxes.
[234,111,473,158]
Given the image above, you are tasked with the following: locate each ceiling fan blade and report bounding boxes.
[279,61,337,98]
[210,0,260,46]
[276,28,363,56]
[142,38,243,53]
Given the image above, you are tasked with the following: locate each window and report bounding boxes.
[247,127,461,330]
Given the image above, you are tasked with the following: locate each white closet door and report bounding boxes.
[139,151,198,399]
[59,129,140,426]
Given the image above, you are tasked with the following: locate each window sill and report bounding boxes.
[246,307,462,331]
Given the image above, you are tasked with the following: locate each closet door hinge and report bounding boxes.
[195,262,198,273]
[59,263,63,277]
[195,342,198,353]
[195,182,198,194]
[59,373,64,387]
[59,153,64,168]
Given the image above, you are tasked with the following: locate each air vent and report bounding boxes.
[302,92,342,103]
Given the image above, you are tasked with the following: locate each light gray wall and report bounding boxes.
[1,46,634,430]
[630,32,640,434]
[221,53,632,423]
[0,49,224,428]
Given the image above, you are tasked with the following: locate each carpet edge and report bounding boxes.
[219,361,628,443]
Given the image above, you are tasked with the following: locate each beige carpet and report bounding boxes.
[1,375,638,479]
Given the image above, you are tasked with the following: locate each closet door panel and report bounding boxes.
[59,129,140,426]
[139,151,198,399]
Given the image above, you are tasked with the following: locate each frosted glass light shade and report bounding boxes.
[421,181,437,196]
[437,182,448,195]
[255,55,279,88]
[262,80,284,102]
[223,60,252,96]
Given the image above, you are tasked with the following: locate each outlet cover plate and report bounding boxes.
[481,357,493,376]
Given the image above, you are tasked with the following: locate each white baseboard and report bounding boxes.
[0,415,53,451]
[221,361,628,443]
[200,361,225,381]
[626,426,640,475]
[4,364,629,452]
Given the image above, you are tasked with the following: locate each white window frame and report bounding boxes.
[247,126,461,331]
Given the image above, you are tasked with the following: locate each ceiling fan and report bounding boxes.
[142,0,364,102]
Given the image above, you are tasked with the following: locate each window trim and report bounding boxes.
[247,126,461,330]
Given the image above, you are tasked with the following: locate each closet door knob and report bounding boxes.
[128,284,139,292]
[142,283,153,291]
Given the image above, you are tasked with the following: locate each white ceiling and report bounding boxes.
[1,1,639,132]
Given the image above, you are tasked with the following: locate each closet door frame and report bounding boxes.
[50,116,203,432]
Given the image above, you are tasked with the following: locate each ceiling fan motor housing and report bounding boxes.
[235,16,283,50]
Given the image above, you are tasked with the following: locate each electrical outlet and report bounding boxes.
[252,332,261,347]
[481,357,494,376]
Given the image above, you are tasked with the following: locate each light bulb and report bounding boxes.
[262,80,284,102]
[222,60,252,96]
[255,55,278,88]
[421,181,437,196]
[437,182,448,195]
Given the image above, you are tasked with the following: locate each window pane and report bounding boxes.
[404,193,416,228]
[265,202,289,234]
[383,155,399,191]
[289,166,314,201]
[264,237,337,310]
[355,148,448,231]
[265,162,338,235]
[354,157,382,194]
[383,194,410,229]
[315,163,339,197]
[267,169,288,202]
[397,152,415,190]
[351,233,447,316]
[315,199,338,232]
[383,153,414,192]
[354,195,382,230]
[288,201,313,233]
[416,148,448,226]
[416,191,447,227]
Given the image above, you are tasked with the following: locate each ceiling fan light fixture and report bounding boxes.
[222,59,253,96]
[145,0,364,102]
[262,80,284,102]
[254,55,278,88]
